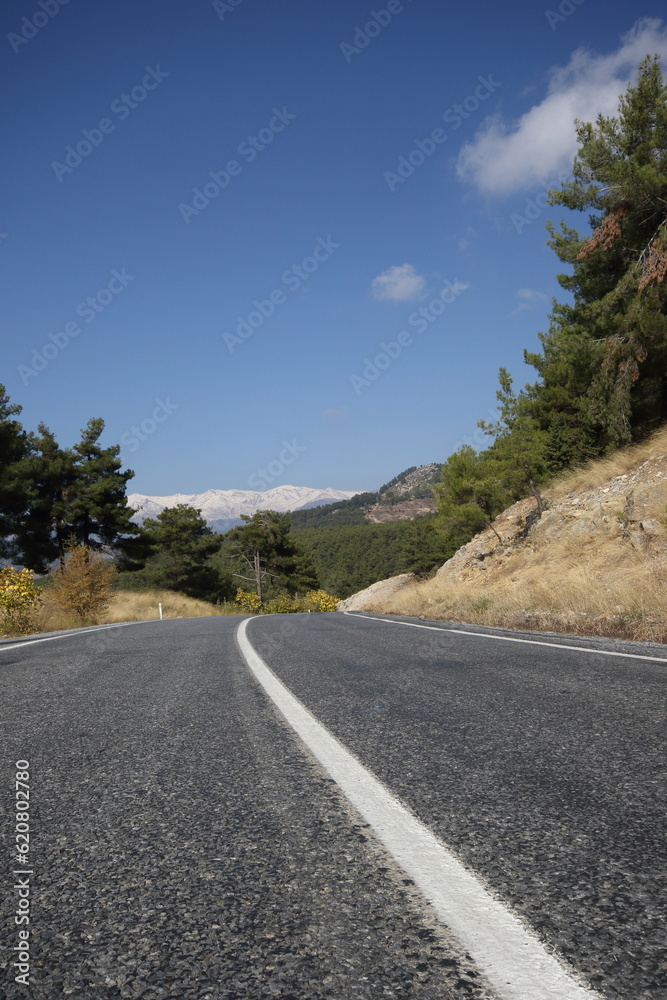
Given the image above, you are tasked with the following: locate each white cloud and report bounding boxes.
[322,407,348,419]
[518,288,547,302]
[512,288,548,315]
[457,18,667,196]
[372,263,425,302]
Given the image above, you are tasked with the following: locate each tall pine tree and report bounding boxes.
[537,55,667,456]
[0,385,30,558]
[66,418,136,552]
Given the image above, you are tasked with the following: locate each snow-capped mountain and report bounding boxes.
[127,486,360,533]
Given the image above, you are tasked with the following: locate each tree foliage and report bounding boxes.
[0,389,138,571]
[137,504,233,602]
[294,516,452,599]
[0,387,31,558]
[434,447,511,543]
[0,567,42,636]
[47,542,116,625]
[534,55,667,460]
[219,510,319,600]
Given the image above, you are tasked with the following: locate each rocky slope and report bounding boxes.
[365,497,438,523]
[339,438,667,641]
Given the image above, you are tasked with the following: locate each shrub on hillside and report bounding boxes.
[303,589,339,612]
[235,588,263,614]
[0,567,42,636]
[47,543,116,625]
[262,594,304,614]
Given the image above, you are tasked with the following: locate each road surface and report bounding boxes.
[1,612,665,999]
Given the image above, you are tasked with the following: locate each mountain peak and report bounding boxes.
[127,485,361,533]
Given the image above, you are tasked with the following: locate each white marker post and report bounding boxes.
[158,603,163,620]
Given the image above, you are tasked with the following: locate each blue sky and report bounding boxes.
[3,1,667,496]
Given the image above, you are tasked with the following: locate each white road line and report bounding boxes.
[236,616,601,1000]
[343,610,667,664]
[0,620,154,652]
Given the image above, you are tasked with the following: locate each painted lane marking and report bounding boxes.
[343,610,667,664]
[0,620,155,652]
[236,616,600,1000]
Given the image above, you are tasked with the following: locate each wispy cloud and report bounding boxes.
[512,287,548,315]
[372,263,425,302]
[457,19,667,196]
[458,227,478,252]
[322,406,349,419]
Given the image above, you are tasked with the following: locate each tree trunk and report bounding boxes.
[527,472,544,516]
[254,550,263,602]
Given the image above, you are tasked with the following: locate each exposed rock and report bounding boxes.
[433,453,667,586]
[365,498,438,523]
[340,450,667,612]
[337,574,415,611]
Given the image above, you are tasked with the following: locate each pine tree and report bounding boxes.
[139,504,231,601]
[0,385,30,557]
[222,510,319,600]
[434,447,511,544]
[66,418,136,551]
[479,369,548,514]
[17,425,76,571]
[535,56,667,455]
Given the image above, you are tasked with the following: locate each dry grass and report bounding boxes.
[548,425,667,499]
[358,428,667,645]
[372,557,667,643]
[36,588,238,632]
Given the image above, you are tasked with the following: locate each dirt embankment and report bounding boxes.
[339,431,667,644]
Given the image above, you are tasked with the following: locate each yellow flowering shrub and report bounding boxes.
[0,567,42,636]
[303,589,339,612]
[235,588,263,614]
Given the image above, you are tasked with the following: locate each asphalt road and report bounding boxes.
[1,612,665,1000]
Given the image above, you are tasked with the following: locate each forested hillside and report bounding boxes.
[289,463,440,529]
[294,516,452,598]
[299,58,667,603]
[434,57,667,554]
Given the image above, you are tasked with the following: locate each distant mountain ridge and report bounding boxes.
[289,463,442,529]
[127,485,360,534]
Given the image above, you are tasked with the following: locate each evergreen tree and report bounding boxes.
[221,510,319,600]
[139,504,233,601]
[434,446,510,544]
[0,385,30,558]
[16,425,76,571]
[534,56,667,457]
[66,418,137,551]
[479,369,548,514]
